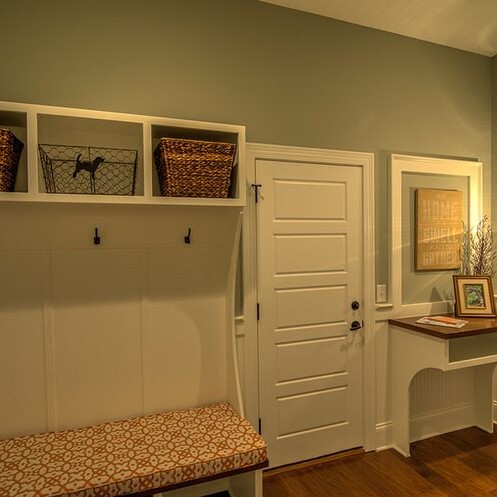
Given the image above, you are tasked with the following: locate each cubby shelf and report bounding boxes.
[0,101,246,206]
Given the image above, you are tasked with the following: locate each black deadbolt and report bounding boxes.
[351,300,360,310]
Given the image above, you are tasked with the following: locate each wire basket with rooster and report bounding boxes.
[38,144,138,195]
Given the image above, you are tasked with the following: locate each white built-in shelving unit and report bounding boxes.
[0,101,248,448]
[0,101,246,206]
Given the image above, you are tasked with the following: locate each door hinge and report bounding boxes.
[258,418,262,433]
[251,183,262,203]
[257,303,260,321]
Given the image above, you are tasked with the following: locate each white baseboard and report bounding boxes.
[375,401,479,451]
[410,402,476,443]
[374,421,393,452]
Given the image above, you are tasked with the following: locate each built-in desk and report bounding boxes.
[389,315,497,456]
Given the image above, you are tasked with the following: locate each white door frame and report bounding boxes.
[242,143,376,453]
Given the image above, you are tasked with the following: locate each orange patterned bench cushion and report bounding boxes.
[0,402,268,497]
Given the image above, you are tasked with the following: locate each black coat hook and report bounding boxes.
[184,228,192,244]
[94,227,101,245]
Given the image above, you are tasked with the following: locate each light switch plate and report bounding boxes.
[376,284,387,303]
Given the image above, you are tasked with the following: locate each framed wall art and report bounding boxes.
[453,275,496,318]
[415,188,463,271]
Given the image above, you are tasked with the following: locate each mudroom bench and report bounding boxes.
[0,402,268,497]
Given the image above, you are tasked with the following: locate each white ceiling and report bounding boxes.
[259,0,497,57]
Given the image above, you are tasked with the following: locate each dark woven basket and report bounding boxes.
[0,129,24,192]
[153,138,236,198]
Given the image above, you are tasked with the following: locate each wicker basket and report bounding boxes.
[153,138,236,198]
[0,129,24,192]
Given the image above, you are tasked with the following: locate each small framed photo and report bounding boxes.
[453,275,496,318]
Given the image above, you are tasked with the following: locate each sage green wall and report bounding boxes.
[0,0,492,289]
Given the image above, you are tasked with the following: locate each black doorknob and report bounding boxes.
[351,301,360,310]
[350,320,362,331]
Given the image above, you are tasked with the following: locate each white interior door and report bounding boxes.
[257,159,364,468]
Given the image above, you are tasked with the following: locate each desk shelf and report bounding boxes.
[448,333,497,367]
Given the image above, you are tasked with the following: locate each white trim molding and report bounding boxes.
[374,154,486,453]
[390,154,482,316]
[375,401,477,452]
[243,142,376,452]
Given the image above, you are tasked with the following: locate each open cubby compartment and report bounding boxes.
[448,333,497,366]
[151,124,241,200]
[37,114,144,197]
[0,110,28,193]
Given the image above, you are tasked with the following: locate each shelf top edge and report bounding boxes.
[0,100,246,135]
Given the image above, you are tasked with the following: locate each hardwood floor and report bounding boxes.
[263,427,497,497]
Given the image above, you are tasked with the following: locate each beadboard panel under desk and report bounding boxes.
[0,203,239,438]
[374,316,484,450]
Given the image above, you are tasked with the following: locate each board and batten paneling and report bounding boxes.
[0,251,47,438]
[143,248,229,414]
[0,203,240,438]
[51,250,145,430]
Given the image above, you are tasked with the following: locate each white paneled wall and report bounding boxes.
[50,249,144,429]
[0,251,47,437]
[0,203,240,438]
[144,248,231,414]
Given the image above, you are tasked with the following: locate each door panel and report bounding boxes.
[276,338,347,381]
[275,322,348,343]
[277,387,347,436]
[275,235,346,274]
[276,371,349,398]
[276,286,347,327]
[257,159,363,467]
[273,180,346,219]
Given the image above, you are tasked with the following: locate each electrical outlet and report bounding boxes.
[377,284,387,303]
